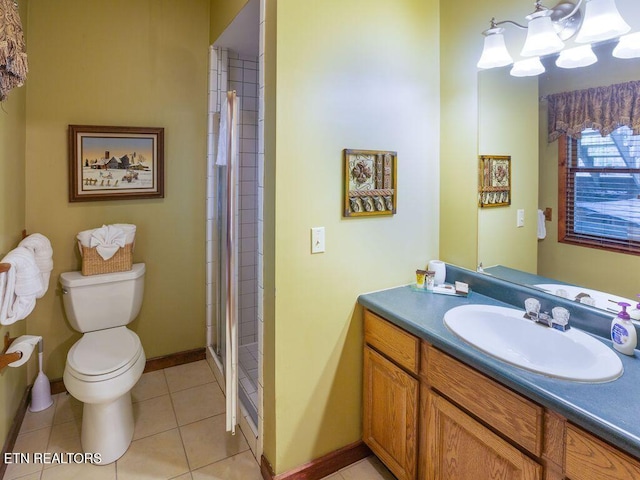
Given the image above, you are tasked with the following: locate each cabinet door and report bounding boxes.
[363,346,418,480]
[424,391,542,480]
[565,424,640,480]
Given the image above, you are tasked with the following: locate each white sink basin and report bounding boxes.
[444,304,623,383]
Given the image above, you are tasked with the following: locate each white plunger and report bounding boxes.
[29,339,53,412]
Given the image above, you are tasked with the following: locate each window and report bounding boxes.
[559,126,640,255]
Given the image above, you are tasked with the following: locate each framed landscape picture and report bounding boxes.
[68,125,164,202]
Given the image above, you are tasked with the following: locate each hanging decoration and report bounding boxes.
[0,0,28,101]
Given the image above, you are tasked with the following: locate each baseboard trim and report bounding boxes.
[260,441,371,480]
[0,386,31,480]
[49,347,207,395]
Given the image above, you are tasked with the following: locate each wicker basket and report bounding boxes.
[80,242,134,276]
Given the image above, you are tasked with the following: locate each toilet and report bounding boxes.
[60,263,146,464]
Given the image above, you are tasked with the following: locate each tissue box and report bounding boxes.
[80,242,133,276]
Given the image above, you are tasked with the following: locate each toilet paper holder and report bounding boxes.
[0,332,22,371]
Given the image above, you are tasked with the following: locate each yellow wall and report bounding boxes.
[24,0,210,380]
[264,0,440,473]
[0,0,29,446]
[440,0,552,273]
[477,69,538,272]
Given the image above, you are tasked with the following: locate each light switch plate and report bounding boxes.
[311,227,325,253]
[517,209,525,228]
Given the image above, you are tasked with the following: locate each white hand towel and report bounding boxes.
[537,209,547,240]
[76,229,93,248]
[0,247,41,325]
[111,224,136,244]
[90,225,126,260]
[18,233,53,298]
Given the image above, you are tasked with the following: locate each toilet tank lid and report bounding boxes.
[60,263,145,288]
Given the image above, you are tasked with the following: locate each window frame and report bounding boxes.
[558,134,640,256]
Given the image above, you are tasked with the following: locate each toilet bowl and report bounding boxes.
[60,264,146,464]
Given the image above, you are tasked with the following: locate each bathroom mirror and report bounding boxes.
[477,35,640,310]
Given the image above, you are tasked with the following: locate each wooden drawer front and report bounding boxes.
[566,424,640,480]
[425,391,542,480]
[364,346,418,480]
[427,346,543,456]
[364,310,419,375]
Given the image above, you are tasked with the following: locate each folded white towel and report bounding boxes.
[90,225,126,260]
[111,224,136,244]
[76,229,93,248]
[537,209,547,240]
[18,233,53,298]
[0,247,41,325]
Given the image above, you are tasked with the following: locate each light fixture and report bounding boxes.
[520,8,565,56]
[575,0,630,43]
[556,44,598,68]
[612,32,640,59]
[477,0,634,76]
[510,57,546,77]
[477,23,513,69]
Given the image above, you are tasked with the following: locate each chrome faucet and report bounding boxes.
[524,298,571,332]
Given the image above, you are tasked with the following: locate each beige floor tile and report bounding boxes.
[2,472,41,480]
[180,415,249,470]
[116,429,189,480]
[19,398,57,434]
[40,461,116,480]
[133,394,177,440]
[171,383,225,426]
[340,456,396,480]
[170,473,193,480]
[52,393,82,425]
[3,427,50,479]
[191,451,261,480]
[45,419,82,462]
[321,474,345,480]
[164,360,215,393]
[132,370,170,403]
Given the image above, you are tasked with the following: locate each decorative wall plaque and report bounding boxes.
[478,155,511,208]
[343,149,397,217]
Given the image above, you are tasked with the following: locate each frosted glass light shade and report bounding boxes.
[510,57,545,77]
[556,45,598,68]
[575,0,630,43]
[477,31,513,69]
[612,32,640,59]
[521,15,564,57]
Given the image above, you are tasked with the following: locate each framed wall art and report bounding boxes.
[69,125,164,202]
[343,149,397,217]
[478,155,511,208]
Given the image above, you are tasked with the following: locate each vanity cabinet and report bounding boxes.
[362,308,640,480]
[363,310,419,480]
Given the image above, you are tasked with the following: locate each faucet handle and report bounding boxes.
[551,306,571,331]
[524,298,541,318]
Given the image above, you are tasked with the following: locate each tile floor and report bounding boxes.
[3,360,394,480]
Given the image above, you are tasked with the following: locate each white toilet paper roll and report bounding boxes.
[6,335,41,367]
[428,260,446,286]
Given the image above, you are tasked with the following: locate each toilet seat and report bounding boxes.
[66,327,143,382]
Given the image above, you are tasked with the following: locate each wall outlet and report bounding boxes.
[517,209,525,228]
[311,227,325,253]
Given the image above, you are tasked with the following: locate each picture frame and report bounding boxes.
[343,149,397,217]
[68,125,164,202]
[478,155,511,208]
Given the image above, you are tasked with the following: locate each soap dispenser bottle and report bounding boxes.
[629,295,640,322]
[611,302,637,356]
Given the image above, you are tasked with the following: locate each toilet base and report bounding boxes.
[81,392,134,464]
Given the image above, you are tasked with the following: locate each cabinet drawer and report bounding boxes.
[566,424,640,480]
[364,310,419,375]
[427,346,543,456]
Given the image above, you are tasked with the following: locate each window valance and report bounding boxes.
[546,80,640,142]
[0,0,28,101]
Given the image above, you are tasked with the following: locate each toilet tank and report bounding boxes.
[60,263,145,333]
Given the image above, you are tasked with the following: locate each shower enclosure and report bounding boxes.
[206,41,261,432]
